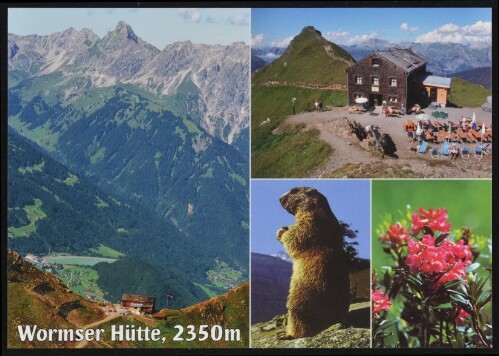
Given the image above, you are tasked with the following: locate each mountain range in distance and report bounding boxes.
[9,21,249,145]
[8,21,249,309]
[252,37,492,79]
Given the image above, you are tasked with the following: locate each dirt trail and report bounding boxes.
[284,108,492,178]
[75,313,121,348]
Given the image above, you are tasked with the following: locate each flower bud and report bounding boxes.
[467,272,475,283]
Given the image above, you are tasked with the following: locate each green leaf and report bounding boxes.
[476,290,492,309]
[444,279,462,290]
[432,303,453,309]
[378,317,399,330]
[449,292,471,308]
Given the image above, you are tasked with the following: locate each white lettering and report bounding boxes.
[17,325,104,342]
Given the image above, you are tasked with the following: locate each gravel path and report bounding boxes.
[284,107,492,178]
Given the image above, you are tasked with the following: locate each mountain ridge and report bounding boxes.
[253,38,492,76]
[253,26,355,86]
[8,21,249,144]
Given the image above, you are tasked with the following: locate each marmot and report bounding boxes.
[276,187,350,339]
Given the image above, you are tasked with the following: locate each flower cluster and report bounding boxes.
[406,235,472,286]
[372,289,392,315]
[411,208,451,235]
[381,223,410,247]
[455,307,470,326]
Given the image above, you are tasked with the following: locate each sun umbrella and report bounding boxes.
[472,111,476,123]
[416,113,433,120]
[355,97,368,104]
[416,122,423,136]
[482,123,486,135]
[432,111,448,119]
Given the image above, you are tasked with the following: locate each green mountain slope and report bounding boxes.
[251,26,353,178]
[253,26,355,85]
[8,131,237,305]
[9,79,248,276]
[7,249,105,348]
[93,258,205,309]
[97,282,249,348]
[449,77,491,107]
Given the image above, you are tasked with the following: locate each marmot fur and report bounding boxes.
[276,187,350,339]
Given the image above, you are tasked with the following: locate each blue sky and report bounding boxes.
[9,8,250,48]
[252,8,492,47]
[251,180,370,259]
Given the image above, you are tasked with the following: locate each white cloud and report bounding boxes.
[262,52,279,60]
[416,21,491,44]
[178,8,202,23]
[251,33,264,47]
[347,31,380,45]
[271,35,295,48]
[401,23,419,32]
[228,13,249,26]
[324,30,350,42]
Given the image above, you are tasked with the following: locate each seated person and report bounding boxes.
[449,145,459,159]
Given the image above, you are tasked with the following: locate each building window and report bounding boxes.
[388,96,398,103]
[355,76,362,84]
[372,77,380,86]
[372,58,380,67]
[390,78,397,87]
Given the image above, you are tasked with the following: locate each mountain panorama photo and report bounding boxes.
[4,5,493,351]
[7,8,250,348]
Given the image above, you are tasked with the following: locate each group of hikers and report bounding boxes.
[402,114,492,160]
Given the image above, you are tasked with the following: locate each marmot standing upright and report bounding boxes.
[276,187,350,339]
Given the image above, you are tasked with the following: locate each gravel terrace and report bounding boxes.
[284,106,492,178]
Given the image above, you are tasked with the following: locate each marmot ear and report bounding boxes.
[290,187,300,194]
[305,187,317,194]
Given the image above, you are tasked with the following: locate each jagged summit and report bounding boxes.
[8,23,249,144]
[115,20,138,42]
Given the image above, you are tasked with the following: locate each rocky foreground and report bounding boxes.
[251,302,370,348]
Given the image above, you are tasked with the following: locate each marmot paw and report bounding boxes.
[276,226,289,241]
[277,332,294,340]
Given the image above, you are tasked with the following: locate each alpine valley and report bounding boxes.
[8,21,249,311]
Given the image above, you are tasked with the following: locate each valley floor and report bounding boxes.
[283,106,492,178]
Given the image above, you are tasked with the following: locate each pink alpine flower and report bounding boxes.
[455,307,470,326]
[411,207,451,235]
[405,234,472,287]
[380,223,410,247]
[372,289,392,315]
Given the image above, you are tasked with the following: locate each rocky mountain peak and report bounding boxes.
[301,25,321,36]
[115,20,138,42]
[8,24,249,145]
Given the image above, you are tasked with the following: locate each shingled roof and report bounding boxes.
[122,294,155,304]
[377,49,427,73]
